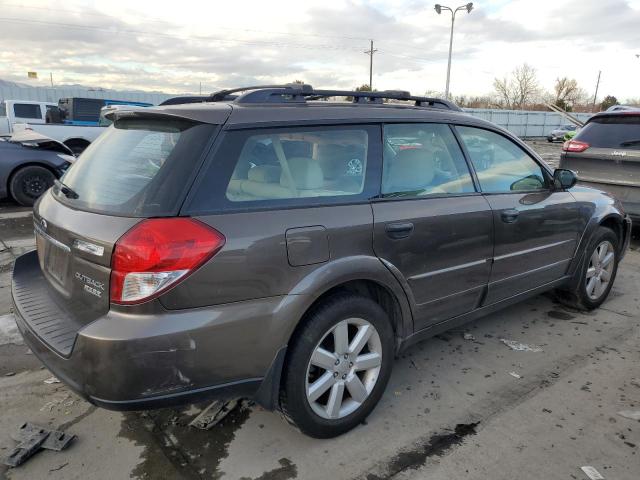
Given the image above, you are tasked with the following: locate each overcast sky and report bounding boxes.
[1,0,639,101]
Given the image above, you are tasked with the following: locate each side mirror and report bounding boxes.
[553,168,577,189]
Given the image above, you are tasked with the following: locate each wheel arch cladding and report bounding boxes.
[599,215,624,251]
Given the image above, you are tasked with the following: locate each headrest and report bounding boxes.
[247,164,281,183]
[387,148,434,191]
[316,144,349,180]
[280,157,323,190]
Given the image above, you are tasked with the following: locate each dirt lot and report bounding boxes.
[1,140,638,480]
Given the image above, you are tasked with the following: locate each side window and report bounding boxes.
[382,123,475,197]
[13,103,42,119]
[225,127,368,202]
[456,126,547,193]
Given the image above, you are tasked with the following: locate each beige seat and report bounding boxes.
[384,149,435,194]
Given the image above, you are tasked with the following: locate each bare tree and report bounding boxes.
[553,77,588,110]
[493,64,540,109]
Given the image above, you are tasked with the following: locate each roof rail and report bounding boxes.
[207,84,462,111]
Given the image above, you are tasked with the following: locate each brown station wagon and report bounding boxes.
[12,85,631,437]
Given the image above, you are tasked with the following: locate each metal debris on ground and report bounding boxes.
[4,423,75,468]
[463,333,476,341]
[617,410,640,421]
[44,376,61,384]
[580,465,605,480]
[509,371,522,379]
[5,371,16,376]
[500,338,544,352]
[189,399,241,430]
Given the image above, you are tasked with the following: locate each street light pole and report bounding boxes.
[435,3,474,99]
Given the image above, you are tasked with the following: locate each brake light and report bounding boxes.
[110,218,225,305]
[562,140,590,153]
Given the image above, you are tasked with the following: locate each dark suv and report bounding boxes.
[12,85,632,438]
[560,110,640,222]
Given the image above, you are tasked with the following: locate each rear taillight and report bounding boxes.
[110,218,225,305]
[562,139,590,153]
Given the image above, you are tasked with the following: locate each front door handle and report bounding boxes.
[501,209,519,223]
[385,222,414,239]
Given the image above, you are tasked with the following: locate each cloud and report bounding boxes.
[0,0,638,100]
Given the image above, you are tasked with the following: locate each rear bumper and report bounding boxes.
[12,250,297,410]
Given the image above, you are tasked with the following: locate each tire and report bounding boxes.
[547,136,553,143]
[280,294,394,438]
[556,226,619,311]
[9,165,55,207]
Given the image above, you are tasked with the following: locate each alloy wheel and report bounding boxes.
[305,318,382,420]
[586,240,615,300]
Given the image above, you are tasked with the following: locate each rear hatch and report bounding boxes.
[29,114,219,345]
[561,114,640,187]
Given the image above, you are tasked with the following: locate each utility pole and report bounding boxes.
[364,40,377,90]
[592,70,601,112]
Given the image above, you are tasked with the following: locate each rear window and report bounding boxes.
[54,116,216,216]
[13,103,41,119]
[577,115,640,150]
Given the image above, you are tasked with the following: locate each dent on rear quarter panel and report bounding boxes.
[567,186,626,275]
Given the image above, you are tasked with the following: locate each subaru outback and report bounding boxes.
[12,85,632,438]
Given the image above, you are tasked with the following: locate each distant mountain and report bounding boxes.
[0,79,32,88]
[0,78,173,96]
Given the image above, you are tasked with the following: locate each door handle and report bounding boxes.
[385,222,414,239]
[501,209,519,223]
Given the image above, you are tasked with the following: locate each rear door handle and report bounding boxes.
[385,222,414,239]
[501,209,519,223]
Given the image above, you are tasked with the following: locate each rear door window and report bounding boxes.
[382,123,475,197]
[54,116,216,216]
[576,116,640,150]
[13,103,42,119]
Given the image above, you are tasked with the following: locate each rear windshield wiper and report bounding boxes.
[620,139,640,147]
[54,179,79,199]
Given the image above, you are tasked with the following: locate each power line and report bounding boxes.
[0,3,375,43]
[0,16,367,53]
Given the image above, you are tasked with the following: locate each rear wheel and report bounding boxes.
[557,226,619,311]
[280,294,394,438]
[9,165,55,206]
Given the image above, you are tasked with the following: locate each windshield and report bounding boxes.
[54,116,216,216]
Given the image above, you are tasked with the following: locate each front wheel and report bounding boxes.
[280,294,394,438]
[557,226,619,311]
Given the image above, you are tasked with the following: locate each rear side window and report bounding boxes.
[577,116,640,150]
[13,103,41,119]
[225,127,369,201]
[186,125,380,213]
[382,123,475,197]
[55,117,216,216]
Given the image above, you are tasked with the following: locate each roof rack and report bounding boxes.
[207,84,462,111]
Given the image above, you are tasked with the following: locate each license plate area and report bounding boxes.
[35,225,70,289]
